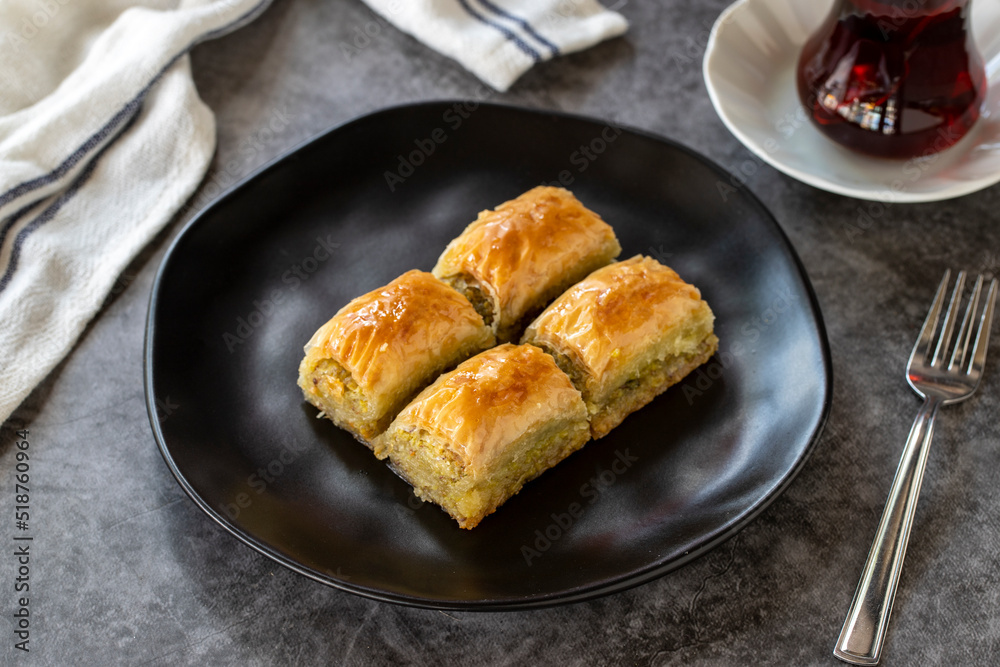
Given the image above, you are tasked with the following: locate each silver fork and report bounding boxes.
[834,270,998,666]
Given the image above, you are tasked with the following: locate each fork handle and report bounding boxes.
[834,396,941,665]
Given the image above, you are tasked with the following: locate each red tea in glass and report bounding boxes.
[797,0,986,159]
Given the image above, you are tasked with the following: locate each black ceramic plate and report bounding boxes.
[145,102,831,610]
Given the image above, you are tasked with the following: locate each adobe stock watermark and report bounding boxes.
[187,104,296,215]
[6,0,74,51]
[101,269,138,309]
[393,489,427,519]
[716,102,812,202]
[682,286,796,404]
[383,90,498,192]
[979,250,1000,281]
[9,425,34,653]
[648,244,673,266]
[873,0,930,37]
[716,140,783,202]
[338,0,402,61]
[521,448,638,566]
[537,0,629,29]
[222,234,340,352]
[542,119,625,190]
[222,439,309,520]
[668,9,736,73]
[153,396,180,424]
[843,126,969,242]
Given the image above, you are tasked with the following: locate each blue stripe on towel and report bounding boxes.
[477,0,560,56]
[0,102,136,214]
[0,201,44,270]
[0,0,272,218]
[0,0,273,292]
[0,156,99,295]
[456,0,542,61]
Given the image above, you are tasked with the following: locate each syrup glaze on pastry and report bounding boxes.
[298,270,494,444]
[298,188,720,529]
[523,255,718,438]
[373,343,590,529]
[433,186,621,343]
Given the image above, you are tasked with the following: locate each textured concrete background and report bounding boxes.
[2,0,999,664]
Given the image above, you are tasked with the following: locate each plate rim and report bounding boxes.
[703,0,1000,203]
[144,100,834,610]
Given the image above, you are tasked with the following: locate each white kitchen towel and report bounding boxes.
[0,0,274,425]
[361,0,629,91]
[0,0,629,425]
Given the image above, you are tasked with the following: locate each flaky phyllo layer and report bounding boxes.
[433,186,621,342]
[374,344,590,529]
[523,255,718,438]
[298,188,719,529]
[298,270,493,443]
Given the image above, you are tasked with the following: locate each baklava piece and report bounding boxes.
[298,270,494,445]
[523,256,718,439]
[433,186,621,342]
[373,343,591,529]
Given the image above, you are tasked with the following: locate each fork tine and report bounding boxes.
[911,270,951,365]
[967,278,998,376]
[949,274,983,370]
[932,270,966,367]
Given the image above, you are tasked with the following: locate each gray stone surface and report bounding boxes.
[2,0,999,664]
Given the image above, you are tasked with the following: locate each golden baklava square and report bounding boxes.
[523,255,718,438]
[433,186,621,343]
[373,343,591,529]
[298,270,494,444]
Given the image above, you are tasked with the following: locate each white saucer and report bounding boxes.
[703,0,1000,202]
